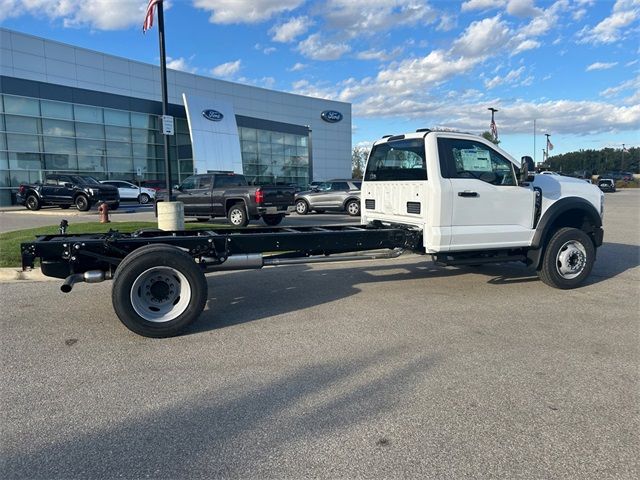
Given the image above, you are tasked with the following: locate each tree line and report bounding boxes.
[352,142,638,178]
[547,147,638,174]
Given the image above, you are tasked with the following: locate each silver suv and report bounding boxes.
[295,179,362,216]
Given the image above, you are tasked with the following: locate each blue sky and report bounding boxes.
[1,0,639,162]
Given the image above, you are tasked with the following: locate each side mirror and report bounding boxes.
[173,184,181,191]
[520,156,535,183]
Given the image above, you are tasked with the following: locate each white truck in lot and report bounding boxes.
[22,129,604,337]
[360,129,604,289]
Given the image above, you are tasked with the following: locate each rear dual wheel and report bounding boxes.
[112,244,208,337]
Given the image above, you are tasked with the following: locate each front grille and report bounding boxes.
[365,199,375,209]
[407,201,421,214]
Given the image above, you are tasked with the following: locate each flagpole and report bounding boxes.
[157,1,172,199]
[533,119,536,165]
[545,133,551,169]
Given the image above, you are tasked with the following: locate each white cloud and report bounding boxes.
[452,15,511,58]
[355,47,404,61]
[461,0,506,12]
[166,56,197,74]
[0,0,147,29]
[297,33,351,61]
[269,16,312,43]
[211,59,241,78]
[577,0,640,44]
[600,75,640,103]
[506,0,542,18]
[322,0,437,35]
[484,66,525,89]
[586,62,618,71]
[193,0,304,24]
[437,13,457,31]
[511,39,541,55]
[288,62,307,71]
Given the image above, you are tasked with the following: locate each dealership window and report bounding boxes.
[42,119,75,137]
[5,115,41,134]
[41,100,74,120]
[74,104,103,123]
[3,96,39,116]
[75,122,104,139]
[6,133,40,153]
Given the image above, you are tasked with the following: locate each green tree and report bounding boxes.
[352,146,369,179]
[481,131,500,145]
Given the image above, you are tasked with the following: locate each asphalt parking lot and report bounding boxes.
[1,190,638,479]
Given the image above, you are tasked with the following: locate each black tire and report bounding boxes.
[227,203,249,227]
[26,195,40,211]
[60,204,71,209]
[75,195,90,211]
[295,199,309,215]
[138,193,150,204]
[538,227,595,289]
[196,217,210,222]
[111,244,207,337]
[263,214,284,226]
[346,199,360,216]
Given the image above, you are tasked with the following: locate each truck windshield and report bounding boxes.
[71,176,101,185]
[364,139,427,181]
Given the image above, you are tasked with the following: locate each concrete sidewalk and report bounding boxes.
[0,267,58,282]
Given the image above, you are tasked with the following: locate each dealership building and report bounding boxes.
[0,28,352,206]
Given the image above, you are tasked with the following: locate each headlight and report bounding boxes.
[87,188,99,196]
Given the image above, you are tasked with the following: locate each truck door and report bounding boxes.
[174,176,198,215]
[437,137,535,250]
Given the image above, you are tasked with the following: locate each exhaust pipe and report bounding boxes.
[61,270,112,293]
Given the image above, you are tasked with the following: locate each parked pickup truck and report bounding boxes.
[22,129,605,337]
[173,172,296,226]
[17,174,120,211]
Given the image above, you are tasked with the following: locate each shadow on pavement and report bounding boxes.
[2,347,433,479]
[189,242,639,335]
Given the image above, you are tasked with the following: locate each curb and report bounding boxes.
[0,268,59,283]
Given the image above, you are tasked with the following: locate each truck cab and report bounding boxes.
[361,130,604,288]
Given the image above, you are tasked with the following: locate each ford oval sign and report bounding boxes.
[202,109,224,121]
[321,110,343,123]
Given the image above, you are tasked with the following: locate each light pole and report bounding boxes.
[621,143,625,171]
[488,107,498,142]
[545,133,552,169]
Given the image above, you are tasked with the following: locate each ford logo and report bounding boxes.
[321,110,343,123]
[202,109,224,121]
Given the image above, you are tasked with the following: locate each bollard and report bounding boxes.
[157,201,185,231]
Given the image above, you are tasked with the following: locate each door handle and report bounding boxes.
[458,191,478,197]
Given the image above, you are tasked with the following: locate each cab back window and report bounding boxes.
[364,139,427,181]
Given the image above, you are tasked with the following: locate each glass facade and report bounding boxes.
[0,93,311,205]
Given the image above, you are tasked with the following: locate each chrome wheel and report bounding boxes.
[229,208,244,226]
[347,200,360,216]
[130,267,191,323]
[555,240,587,279]
[295,200,308,214]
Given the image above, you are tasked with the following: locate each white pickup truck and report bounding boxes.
[21,129,605,336]
[360,129,604,289]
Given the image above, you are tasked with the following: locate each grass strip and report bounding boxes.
[0,221,229,268]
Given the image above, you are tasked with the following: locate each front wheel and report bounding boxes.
[538,227,595,289]
[263,214,284,226]
[227,203,249,227]
[295,199,309,215]
[75,195,90,211]
[112,244,208,337]
[138,193,150,204]
[346,199,360,216]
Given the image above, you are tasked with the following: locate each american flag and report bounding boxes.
[490,118,498,141]
[547,137,554,151]
[143,0,161,33]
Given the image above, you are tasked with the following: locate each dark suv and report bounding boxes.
[17,174,120,211]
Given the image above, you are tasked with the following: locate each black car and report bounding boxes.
[17,174,120,211]
[597,178,616,192]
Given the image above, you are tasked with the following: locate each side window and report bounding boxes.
[59,176,72,185]
[331,182,350,191]
[364,139,427,181]
[352,182,362,190]
[45,178,59,185]
[180,176,197,190]
[198,176,213,189]
[437,138,516,186]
